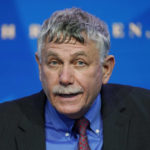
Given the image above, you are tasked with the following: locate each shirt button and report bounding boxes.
[95,129,100,134]
[65,132,70,137]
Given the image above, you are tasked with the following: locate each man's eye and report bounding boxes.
[76,60,86,66]
[49,60,58,66]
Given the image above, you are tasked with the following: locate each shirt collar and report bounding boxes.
[85,94,102,134]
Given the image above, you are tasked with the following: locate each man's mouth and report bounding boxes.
[54,91,84,100]
[57,93,80,98]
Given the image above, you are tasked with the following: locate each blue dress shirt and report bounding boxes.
[45,94,103,150]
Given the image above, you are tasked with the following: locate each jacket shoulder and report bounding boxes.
[102,83,150,118]
[102,83,150,99]
[0,91,46,149]
[0,91,45,127]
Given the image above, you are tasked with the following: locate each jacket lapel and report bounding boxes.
[102,109,130,150]
[101,84,131,150]
[15,91,46,150]
[15,115,45,150]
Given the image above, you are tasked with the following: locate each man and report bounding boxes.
[0,7,150,150]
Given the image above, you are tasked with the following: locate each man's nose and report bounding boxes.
[59,65,74,86]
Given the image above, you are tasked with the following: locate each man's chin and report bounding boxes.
[56,106,84,119]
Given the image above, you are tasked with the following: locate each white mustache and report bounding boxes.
[52,85,84,95]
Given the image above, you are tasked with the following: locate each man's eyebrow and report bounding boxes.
[71,51,88,58]
[45,51,59,58]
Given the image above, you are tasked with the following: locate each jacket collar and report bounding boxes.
[101,84,133,150]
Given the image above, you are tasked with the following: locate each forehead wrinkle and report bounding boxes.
[45,41,88,54]
[45,50,88,61]
[70,51,88,58]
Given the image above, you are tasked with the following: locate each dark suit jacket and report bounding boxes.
[0,84,150,150]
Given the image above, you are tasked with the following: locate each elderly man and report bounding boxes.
[0,8,150,150]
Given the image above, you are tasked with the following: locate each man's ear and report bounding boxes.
[35,52,42,81]
[102,55,115,84]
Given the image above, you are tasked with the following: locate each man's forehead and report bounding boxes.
[41,36,99,60]
[46,44,87,53]
[43,48,88,58]
[46,50,87,56]
[43,38,84,51]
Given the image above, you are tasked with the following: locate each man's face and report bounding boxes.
[36,38,114,119]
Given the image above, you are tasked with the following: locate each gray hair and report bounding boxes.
[37,7,110,62]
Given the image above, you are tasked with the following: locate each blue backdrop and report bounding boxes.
[0,0,150,102]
